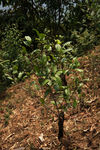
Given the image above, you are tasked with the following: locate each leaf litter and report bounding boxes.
[0,46,100,150]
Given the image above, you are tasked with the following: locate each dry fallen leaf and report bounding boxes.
[39,133,45,142]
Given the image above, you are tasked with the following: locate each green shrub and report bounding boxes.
[25,30,85,139]
[1,24,22,61]
[71,29,95,55]
[0,25,33,89]
[0,59,9,93]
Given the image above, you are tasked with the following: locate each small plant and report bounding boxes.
[4,113,10,127]
[25,29,84,140]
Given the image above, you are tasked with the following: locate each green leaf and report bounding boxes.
[63,41,71,47]
[34,66,40,74]
[52,65,57,74]
[30,81,36,85]
[73,99,77,108]
[75,68,83,72]
[63,48,73,54]
[50,54,56,61]
[56,76,62,86]
[55,44,61,51]
[22,75,28,80]
[55,70,63,76]
[52,76,62,86]
[65,89,70,96]
[25,36,32,42]
[44,88,52,98]
[42,79,51,86]
[18,72,24,79]
[63,69,69,75]
[25,56,30,64]
[55,39,61,44]
[79,83,83,87]
[51,101,56,106]
[61,58,67,63]
[31,49,41,54]
[40,98,45,105]
[83,78,89,82]
[77,87,82,94]
[39,33,45,40]
[7,76,13,81]
[44,45,52,51]
[34,84,40,90]
[46,67,51,74]
[75,77,79,85]
[73,58,80,67]
[12,70,18,74]
[23,41,30,46]
[38,78,43,85]
[53,84,60,91]
[22,46,27,54]
[13,65,18,71]
[33,29,40,37]
[42,53,47,63]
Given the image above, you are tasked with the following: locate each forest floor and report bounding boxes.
[0,46,100,150]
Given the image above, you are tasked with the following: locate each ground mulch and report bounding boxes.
[0,46,100,150]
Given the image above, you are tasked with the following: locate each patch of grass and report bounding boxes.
[3,102,14,127]
[6,107,12,115]
[4,113,10,127]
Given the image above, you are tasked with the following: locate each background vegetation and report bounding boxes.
[0,0,100,92]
